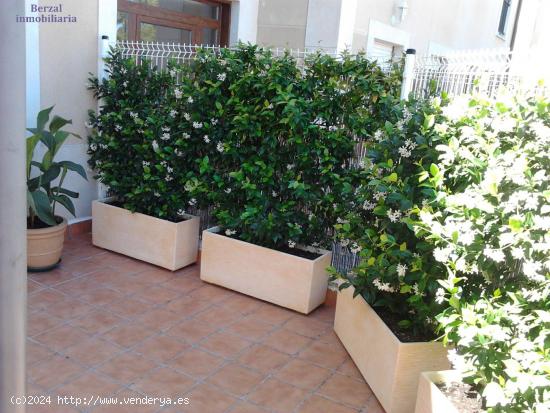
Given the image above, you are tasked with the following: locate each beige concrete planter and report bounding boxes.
[92,200,199,271]
[200,227,331,314]
[27,217,68,270]
[415,371,462,413]
[334,286,450,413]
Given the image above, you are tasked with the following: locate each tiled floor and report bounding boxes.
[26,233,384,413]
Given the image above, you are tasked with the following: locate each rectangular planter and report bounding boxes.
[415,371,462,413]
[200,227,331,314]
[334,286,450,413]
[92,200,199,271]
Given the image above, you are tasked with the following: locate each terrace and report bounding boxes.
[27,233,383,413]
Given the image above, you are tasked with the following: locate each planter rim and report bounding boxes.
[339,284,445,347]
[204,226,331,262]
[27,216,67,234]
[93,200,199,225]
[422,370,462,385]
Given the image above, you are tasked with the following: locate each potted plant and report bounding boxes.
[185,46,393,313]
[414,92,550,412]
[332,98,451,413]
[87,52,200,271]
[27,107,87,271]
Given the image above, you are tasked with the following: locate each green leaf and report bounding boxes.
[29,190,55,226]
[52,194,76,216]
[508,216,523,232]
[26,134,41,178]
[49,115,72,133]
[429,163,439,177]
[57,161,87,180]
[36,106,54,131]
[51,187,79,198]
[39,164,61,186]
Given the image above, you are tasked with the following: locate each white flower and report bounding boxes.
[165,175,173,182]
[193,122,203,129]
[85,121,93,129]
[435,288,445,304]
[373,191,386,201]
[363,201,376,210]
[350,243,361,254]
[395,119,405,131]
[203,135,210,143]
[115,124,122,132]
[211,118,218,125]
[174,89,183,99]
[187,96,194,103]
[89,143,97,151]
[167,166,173,173]
[129,111,138,119]
[142,161,150,167]
[511,247,524,260]
[154,191,160,197]
[182,132,190,139]
[523,261,544,282]
[373,278,396,293]
[122,81,128,88]
[387,209,402,223]
[288,240,296,248]
[161,132,170,141]
[152,140,159,151]
[188,198,197,206]
[184,113,191,121]
[169,109,177,118]
[373,129,384,142]
[216,142,224,152]
[169,69,176,77]
[177,209,185,215]
[433,246,452,263]
[120,67,127,75]
[286,164,294,170]
[272,191,278,197]
[396,263,407,277]
[225,229,236,236]
[483,247,505,263]
[339,239,350,247]
[398,145,412,158]
[224,188,231,194]
[217,73,226,81]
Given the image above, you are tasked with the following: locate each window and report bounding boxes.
[498,0,511,37]
[117,0,230,45]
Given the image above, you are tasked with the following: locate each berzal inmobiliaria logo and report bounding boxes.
[16,3,77,23]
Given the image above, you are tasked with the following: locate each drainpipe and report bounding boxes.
[0,0,27,412]
[400,48,416,100]
[510,0,523,51]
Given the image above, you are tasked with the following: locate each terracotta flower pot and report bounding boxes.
[415,371,463,413]
[334,286,450,413]
[200,227,331,314]
[27,217,68,271]
[92,200,200,271]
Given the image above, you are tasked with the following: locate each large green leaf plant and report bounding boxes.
[27,107,87,228]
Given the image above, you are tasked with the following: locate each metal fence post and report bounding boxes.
[400,48,416,100]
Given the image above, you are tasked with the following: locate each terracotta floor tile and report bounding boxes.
[132,367,196,398]
[248,378,309,413]
[161,276,204,295]
[165,295,212,317]
[206,363,264,396]
[364,395,385,413]
[183,383,237,413]
[28,289,67,310]
[262,328,313,355]
[238,345,291,374]
[337,359,364,380]
[167,318,218,344]
[45,297,95,320]
[228,402,269,413]
[199,332,252,359]
[132,284,181,304]
[104,296,153,319]
[250,304,295,326]
[133,334,189,362]
[97,352,158,384]
[317,373,372,408]
[29,268,74,286]
[34,324,90,351]
[283,316,330,339]
[297,395,359,413]
[28,311,64,336]
[54,276,102,295]
[171,348,224,379]
[298,340,348,369]
[188,284,235,302]
[102,323,155,348]
[27,340,55,366]
[275,359,332,389]
[220,294,263,315]
[64,337,122,366]
[192,305,242,329]
[107,274,151,295]
[28,279,45,294]
[55,371,121,398]
[308,304,336,324]
[62,257,106,276]
[113,259,155,275]
[86,267,130,285]
[134,308,184,332]
[224,316,276,341]
[28,355,84,390]
[129,267,175,285]
[78,286,125,306]
[69,310,124,335]
[318,329,344,346]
